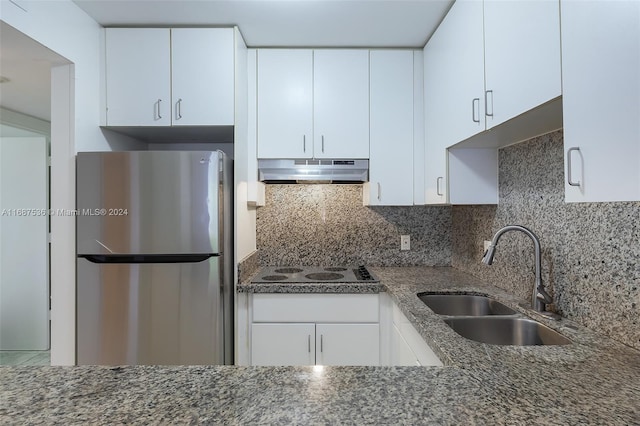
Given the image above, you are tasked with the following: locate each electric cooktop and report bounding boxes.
[251,265,379,284]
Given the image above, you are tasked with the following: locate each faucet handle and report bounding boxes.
[536,286,553,304]
[481,244,496,265]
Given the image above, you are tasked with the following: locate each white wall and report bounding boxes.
[1,1,144,151]
[0,108,51,138]
[1,0,143,365]
[235,35,257,264]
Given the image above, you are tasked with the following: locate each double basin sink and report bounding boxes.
[418,293,570,346]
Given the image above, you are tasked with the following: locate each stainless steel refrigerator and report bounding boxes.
[76,151,233,365]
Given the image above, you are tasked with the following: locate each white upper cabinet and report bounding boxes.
[256,49,369,159]
[561,0,640,202]
[425,0,562,139]
[171,28,234,126]
[367,50,414,206]
[423,0,484,204]
[313,50,370,158]
[424,0,485,150]
[256,50,313,158]
[483,0,561,129]
[423,0,561,205]
[106,29,171,126]
[105,28,235,127]
[412,51,426,205]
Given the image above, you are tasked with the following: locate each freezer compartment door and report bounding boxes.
[77,256,231,365]
[76,151,224,255]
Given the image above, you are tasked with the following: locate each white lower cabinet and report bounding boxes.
[250,294,380,366]
[245,292,441,367]
[251,322,380,366]
[251,323,315,366]
[383,293,443,367]
[315,323,380,366]
[391,323,420,366]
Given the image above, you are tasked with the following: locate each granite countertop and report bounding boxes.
[237,275,384,294]
[238,279,383,294]
[2,267,639,424]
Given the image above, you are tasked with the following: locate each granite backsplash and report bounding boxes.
[256,184,451,267]
[237,250,260,284]
[452,130,640,350]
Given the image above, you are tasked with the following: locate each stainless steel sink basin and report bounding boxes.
[417,293,516,316]
[444,317,571,346]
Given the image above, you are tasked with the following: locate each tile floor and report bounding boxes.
[0,350,50,366]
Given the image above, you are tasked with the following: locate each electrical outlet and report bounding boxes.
[483,240,492,251]
[401,235,410,251]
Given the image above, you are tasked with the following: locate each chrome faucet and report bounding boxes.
[482,225,556,317]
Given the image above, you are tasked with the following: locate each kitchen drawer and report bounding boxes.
[252,293,379,323]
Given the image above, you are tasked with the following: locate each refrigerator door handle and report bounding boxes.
[79,253,217,264]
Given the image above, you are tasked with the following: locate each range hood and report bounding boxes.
[258,159,369,183]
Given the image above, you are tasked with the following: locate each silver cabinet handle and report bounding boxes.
[308,335,311,353]
[567,147,581,187]
[437,177,444,196]
[485,90,493,117]
[377,183,381,201]
[303,135,306,153]
[472,98,480,123]
[321,135,325,153]
[156,99,162,120]
[320,335,323,353]
[176,98,183,120]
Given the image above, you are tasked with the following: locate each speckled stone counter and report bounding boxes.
[238,280,383,294]
[237,265,384,294]
[371,267,637,370]
[3,267,639,425]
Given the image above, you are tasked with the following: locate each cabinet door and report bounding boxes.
[423,41,448,204]
[390,323,419,366]
[251,323,315,366]
[315,324,379,366]
[562,1,640,202]
[171,28,235,126]
[313,50,370,158]
[423,0,484,204]
[257,49,313,158]
[424,0,484,149]
[390,302,442,367]
[483,0,561,129]
[368,50,414,206]
[105,28,171,126]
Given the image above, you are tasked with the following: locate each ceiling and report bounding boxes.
[73,0,454,48]
[0,23,70,122]
[0,1,453,123]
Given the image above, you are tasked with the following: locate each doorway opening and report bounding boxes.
[0,22,72,366]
